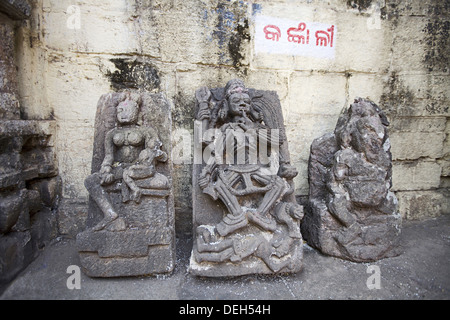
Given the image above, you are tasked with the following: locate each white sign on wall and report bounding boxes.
[255,15,336,59]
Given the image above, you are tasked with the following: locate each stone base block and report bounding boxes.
[189,233,303,277]
[302,200,402,263]
[77,229,174,277]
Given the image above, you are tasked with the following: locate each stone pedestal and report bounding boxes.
[77,189,174,277]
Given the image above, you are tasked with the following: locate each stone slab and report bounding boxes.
[76,91,175,277]
[189,79,303,277]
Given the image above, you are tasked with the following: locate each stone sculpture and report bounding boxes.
[189,79,304,276]
[302,98,402,262]
[76,92,175,277]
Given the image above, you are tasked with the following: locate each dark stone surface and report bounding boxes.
[0,0,31,20]
[77,228,174,277]
[0,190,26,234]
[104,59,161,92]
[189,79,303,277]
[0,120,58,288]
[0,231,33,288]
[302,98,402,262]
[76,92,175,277]
[0,1,59,289]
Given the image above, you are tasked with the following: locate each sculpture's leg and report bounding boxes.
[327,192,356,228]
[244,175,285,231]
[255,238,294,272]
[84,173,119,231]
[123,167,142,203]
[274,202,302,238]
[216,178,242,216]
[229,236,263,263]
[214,178,248,237]
[255,176,287,216]
[195,248,234,263]
[327,190,362,245]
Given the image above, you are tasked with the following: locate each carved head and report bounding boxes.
[116,94,141,125]
[337,98,388,163]
[225,79,248,97]
[350,102,385,151]
[223,79,251,118]
[353,117,386,163]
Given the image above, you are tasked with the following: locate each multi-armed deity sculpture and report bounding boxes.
[77,92,175,277]
[189,79,304,276]
[302,98,402,262]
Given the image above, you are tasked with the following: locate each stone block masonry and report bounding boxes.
[4,0,449,241]
[0,0,61,293]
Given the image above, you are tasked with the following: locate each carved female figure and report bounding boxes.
[84,93,169,231]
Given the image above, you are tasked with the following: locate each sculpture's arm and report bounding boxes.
[196,86,212,121]
[99,129,116,185]
[101,129,115,171]
[140,127,168,164]
[196,87,213,144]
[198,157,217,190]
[249,104,265,123]
[143,126,161,150]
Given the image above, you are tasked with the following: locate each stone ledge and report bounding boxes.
[77,228,173,258]
[0,0,31,20]
[0,120,55,137]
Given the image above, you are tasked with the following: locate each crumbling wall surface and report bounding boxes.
[13,0,448,238]
[0,0,60,292]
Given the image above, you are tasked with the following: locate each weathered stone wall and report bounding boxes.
[0,0,60,292]
[379,1,449,220]
[13,0,449,236]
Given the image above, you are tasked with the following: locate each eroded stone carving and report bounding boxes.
[76,92,175,277]
[189,79,303,276]
[302,98,402,262]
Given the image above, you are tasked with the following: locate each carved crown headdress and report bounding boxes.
[224,79,249,99]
